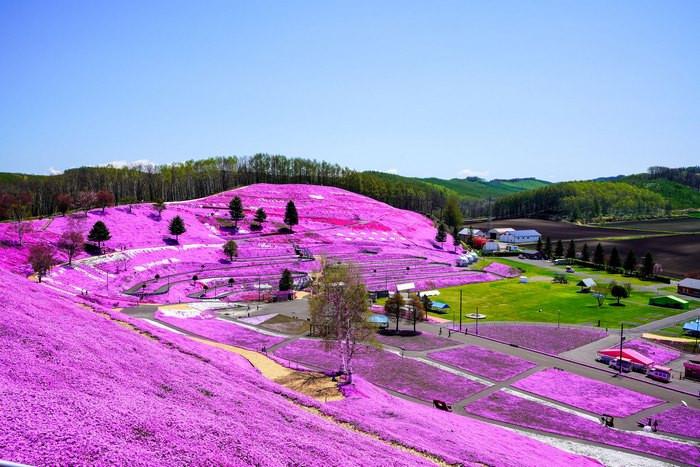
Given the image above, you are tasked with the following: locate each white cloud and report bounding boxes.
[457,168,489,178]
[385,168,399,175]
[48,167,63,175]
[101,159,157,169]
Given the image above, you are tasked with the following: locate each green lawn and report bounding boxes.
[432,277,686,329]
[655,322,689,338]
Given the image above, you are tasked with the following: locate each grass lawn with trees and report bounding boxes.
[432,277,685,329]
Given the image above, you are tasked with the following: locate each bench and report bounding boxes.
[433,400,452,412]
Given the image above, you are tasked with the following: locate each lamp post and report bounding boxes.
[618,323,625,376]
[695,316,699,353]
[557,309,561,329]
[459,289,463,332]
[475,306,479,335]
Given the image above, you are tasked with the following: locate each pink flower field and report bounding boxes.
[374,331,457,351]
[274,338,486,403]
[428,344,537,381]
[466,390,699,466]
[472,324,608,354]
[483,261,521,278]
[512,368,664,417]
[154,312,286,351]
[650,405,700,439]
[623,337,681,365]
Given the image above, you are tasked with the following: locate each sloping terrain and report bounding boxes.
[422,177,549,199]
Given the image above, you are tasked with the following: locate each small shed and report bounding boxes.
[649,295,690,310]
[678,278,700,298]
[577,278,597,291]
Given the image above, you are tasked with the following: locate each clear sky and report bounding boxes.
[1,1,698,181]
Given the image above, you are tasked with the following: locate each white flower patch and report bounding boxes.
[309,194,324,200]
[133,258,181,272]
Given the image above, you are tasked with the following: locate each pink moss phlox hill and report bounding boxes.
[0,269,433,466]
[466,390,700,466]
[483,262,521,278]
[472,324,608,355]
[650,405,700,439]
[325,377,600,467]
[429,344,537,381]
[154,312,285,351]
[512,368,664,417]
[623,338,681,365]
[274,338,485,403]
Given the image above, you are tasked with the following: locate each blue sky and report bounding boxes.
[1,1,698,181]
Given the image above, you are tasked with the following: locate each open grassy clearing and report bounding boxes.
[432,277,685,329]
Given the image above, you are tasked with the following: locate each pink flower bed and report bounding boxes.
[466,390,699,466]
[651,405,700,439]
[429,345,537,381]
[483,262,520,278]
[0,269,430,466]
[325,377,599,467]
[155,313,285,351]
[473,324,608,354]
[623,338,681,365]
[375,332,457,351]
[274,339,485,403]
[512,368,664,417]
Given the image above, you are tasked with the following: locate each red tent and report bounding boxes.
[597,348,653,366]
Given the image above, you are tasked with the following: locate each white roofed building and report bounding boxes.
[499,229,542,244]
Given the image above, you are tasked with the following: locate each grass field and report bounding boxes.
[432,277,685,329]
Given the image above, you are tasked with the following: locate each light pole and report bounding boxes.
[695,316,700,353]
[459,289,463,332]
[475,306,479,335]
[618,323,625,375]
[557,309,561,329]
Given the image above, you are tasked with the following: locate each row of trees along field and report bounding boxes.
[493,181,666,221]
[0,154,452,220]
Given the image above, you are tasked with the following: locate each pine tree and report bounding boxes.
[169,215,186,242]
[641,252,655,277]
[254,207,267,224]
[88,221,111,253]
[279,269,294,291]
[229,196,244,229]
[466,227,475,248]
[608,247,621,270]
[554,239,564,258]
[565,240,576,259]
[623,250,637,275]
[581,243,590,262]
[544,236,552,259]
[536,237,543,253]
[284,200,299,231]
[435,223,447,243]
[452,226,461,251]
[593,243,605,268]
[223,240,238,261]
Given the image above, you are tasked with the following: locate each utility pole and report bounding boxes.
[459,289,463,332]
[618,323,624,375]
[475,306,479,335]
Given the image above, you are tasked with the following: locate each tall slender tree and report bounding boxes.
[593,243,605,268]
[641,252,655,278]
[565,240,576,259]
[554,239,564,258]
[169,215,186,242]
[581,243,590,262]
[536,237,543,253]
[623,250,637,275]
[279,268,294,292]
[608,247,621,270]
[284,200,299,231]
[435,223,447,244]
[385,291,405,333]
[544,236,553,259]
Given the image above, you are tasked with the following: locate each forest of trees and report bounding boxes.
[0,155,452,220]
[493,181,666,221]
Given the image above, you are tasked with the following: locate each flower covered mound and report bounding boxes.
[0,268,445,466]
[650,405,700,439]
[465,390,699,466]
[512,368,664,417]
[428,344,537,381]
[374,331,457,351]
[483,261,521,278]
[274,338,486,403]
[473,324,608,354]
[623,338,681,365]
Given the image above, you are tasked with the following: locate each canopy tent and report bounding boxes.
[683,320,700,335]
[430,301,450,310]
[367,313,389,328]
[597,348,653,366]
[649,295,690,310]
[577,278,597,289]
[418,290,440,297]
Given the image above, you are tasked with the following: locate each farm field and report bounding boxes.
[467,218,643,240]
[603,217,700,233]
[574,234,700,278]
[432,274,682,329]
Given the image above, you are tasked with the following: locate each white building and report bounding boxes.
[458,227,486,240]
[499,229,542,244]
[482,241,507,253]
[487,227,514,240]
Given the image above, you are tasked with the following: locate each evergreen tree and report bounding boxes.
[223,240,238,261]
[623,250,637,275]
[608,247,621,270]
[544,236,552,259]
[229,196,244,229]
[169,215,186,242]
[641,252,655,277]
[284,200,299,230]
[88,221,111,252]
[254,207,267,224]
[593,243,605,268]
[279,268,294,291]
[466,227,474,248]
[565,240,576,259]
[435,223,447,243]
[581,243,590,262]
[536,237,543,253]
[384,292,405,333]
[452,226,461,251]
[554,239,564,258]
